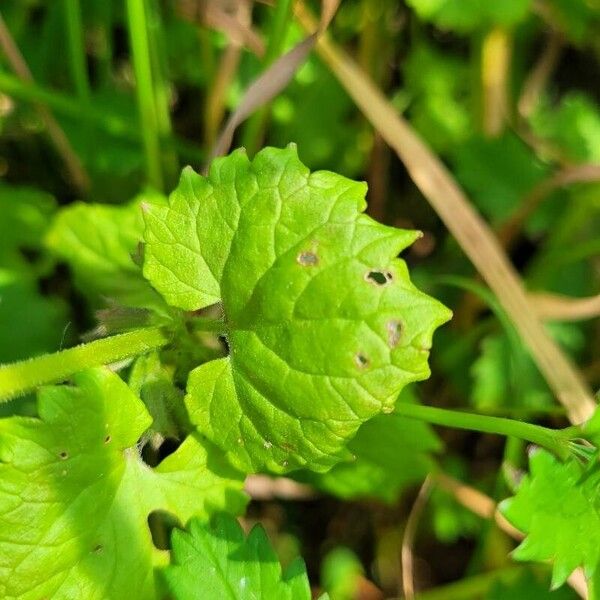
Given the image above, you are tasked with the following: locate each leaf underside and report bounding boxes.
[0,368,247,600]
[143,145,451,473]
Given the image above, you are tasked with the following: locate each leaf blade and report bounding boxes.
[143,146,451,473]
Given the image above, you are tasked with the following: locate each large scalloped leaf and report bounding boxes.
[0,368,247,600]
[143,146,451,473]
[162,513,321,599]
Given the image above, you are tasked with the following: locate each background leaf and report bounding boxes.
[0,368,247,599]
[46,191,166,310]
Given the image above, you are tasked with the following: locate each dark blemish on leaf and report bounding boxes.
[92,544,103,554]
[297,251,318,266]
[354,353,369,369]
[387,320,402,347]
[365,270,393,286]
[59,451,68,460]
[104,435,111,444]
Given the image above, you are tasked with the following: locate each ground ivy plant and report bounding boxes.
[0,146,597,598]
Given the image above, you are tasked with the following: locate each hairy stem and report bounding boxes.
[395,402,574,461]
[0,327,169,402]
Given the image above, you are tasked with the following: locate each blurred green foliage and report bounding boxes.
[0,0,598,596]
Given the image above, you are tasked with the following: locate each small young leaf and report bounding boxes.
[142,146,451,473]
[500,449,600,589]
[0,368,247,600]
[163,513,319,599]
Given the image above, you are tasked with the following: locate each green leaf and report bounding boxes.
[405,0,531,33]
[544,0,600,45]
[403,43,472,153]
[129,351,189,438]
[531,93,600,164]
[320,547,364,600]
[0,184,56,272]
[45,192,167,309]
[0,269,68,363]
[295,388,441,502]
[500,448,600,589]
[486,569,577,599]
[143,146,451,473]
[451,133,549,225]
[0,368,247,600]
[163,513,318,600]
[471,324,585,412]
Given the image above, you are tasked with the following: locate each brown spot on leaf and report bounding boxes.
[387,320,402,347]
[297,251,319,266]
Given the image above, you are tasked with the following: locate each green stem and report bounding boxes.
[63,0,91,103]
[126,0,164,190]
[395,402,573,460]
[0,327,169,402]
[144,0,178,187]
[241,0,294,154]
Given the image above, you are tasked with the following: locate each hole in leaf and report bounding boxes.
[147,510,181,550]
[354,353,369,369]
[59,451,68,460]
[365,270,393,286]
[297,251,318,266]
[386,320,402,348]
[219,334,230,354]
[157,437,180,461]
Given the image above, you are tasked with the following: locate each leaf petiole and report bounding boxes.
[0,326,169,402]
[394,402,584,461]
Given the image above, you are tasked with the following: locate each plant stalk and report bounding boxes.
[126,0,164,190]
[241,0,294,154]
[63,0,91,103]
[395,402,573,460]
[0,327,169,402]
